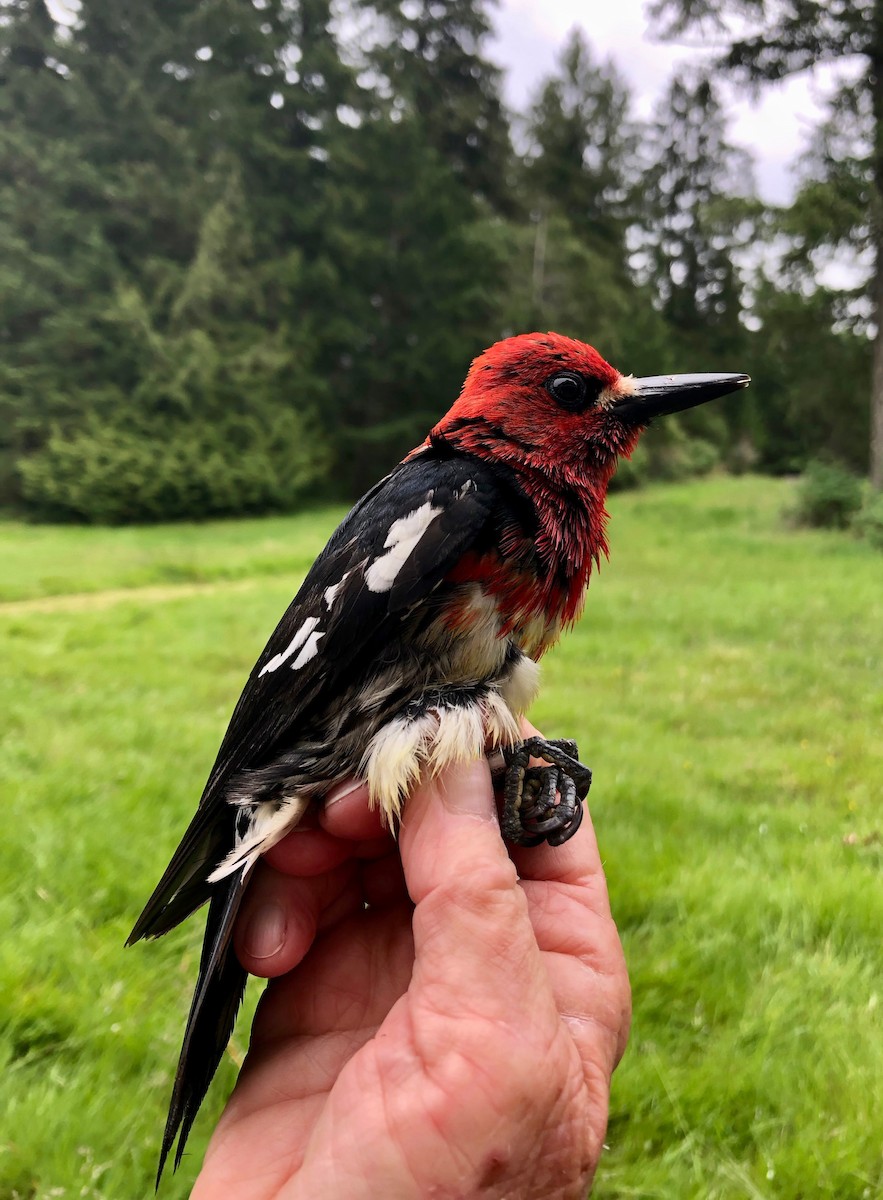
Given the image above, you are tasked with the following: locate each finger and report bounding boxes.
[234,860,359,978]
[265,826,391,877]
[399,759,558,1034]
[521,874,631,1068]
[319,780,388,841]
[264,826,358,877]
[509,722,631,1068]
[316,873,366,933]
[251,903,416,1042]
[509,809,612,916]
[263,777,389,876]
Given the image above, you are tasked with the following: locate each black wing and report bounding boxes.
[129,447,504,941]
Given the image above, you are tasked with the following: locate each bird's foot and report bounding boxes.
[492,737,592,847]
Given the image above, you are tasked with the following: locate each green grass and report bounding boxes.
[1,475,881,1199]
[0,509,336,602]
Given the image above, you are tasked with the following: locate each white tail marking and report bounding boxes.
[207,794,310,882]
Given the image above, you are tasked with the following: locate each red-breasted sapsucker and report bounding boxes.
[130,332,749,1179]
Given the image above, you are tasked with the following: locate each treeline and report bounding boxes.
[0,0,872,522]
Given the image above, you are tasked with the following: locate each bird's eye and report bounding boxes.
[547,371,591,412]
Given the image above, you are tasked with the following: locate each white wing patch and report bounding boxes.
[365,501,443,594]
[323,573,350,609]
[291,629,324,669]
[259,615,321,677]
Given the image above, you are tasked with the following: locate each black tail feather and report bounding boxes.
[127,807,232,945]
[156,868,249,1186]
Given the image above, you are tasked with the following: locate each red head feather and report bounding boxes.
[432,332,641,485]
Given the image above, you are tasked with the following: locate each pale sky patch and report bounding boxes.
[492,0,861,204]
[44,0,80,25]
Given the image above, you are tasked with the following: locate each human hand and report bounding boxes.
[192,727,631,1199]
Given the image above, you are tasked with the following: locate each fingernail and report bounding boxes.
[326,779,363,807]
[244,903,286,960]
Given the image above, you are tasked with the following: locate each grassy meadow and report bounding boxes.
[1,475,881,1199]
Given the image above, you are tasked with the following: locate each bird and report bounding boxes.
[128,331,749,1180]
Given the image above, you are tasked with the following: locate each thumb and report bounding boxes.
[398,758,543,1016]
[398,756,515,905]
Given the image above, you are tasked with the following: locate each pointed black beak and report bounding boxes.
[613,372,750,422]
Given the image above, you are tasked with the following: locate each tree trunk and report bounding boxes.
[872,0,883,488]
[531,210,547,327]
[873,249,883,489]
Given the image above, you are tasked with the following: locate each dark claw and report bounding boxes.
[546,738,579,760]
[520,766,559,822]
[548,803,583,846]
[546,775,584,846]
[495,736,592,848]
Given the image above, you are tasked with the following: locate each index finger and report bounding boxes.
[319,780,388,841]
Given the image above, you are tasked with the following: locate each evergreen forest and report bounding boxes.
[0,0,876,523]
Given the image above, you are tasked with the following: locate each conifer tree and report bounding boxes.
[525,31,638,263]
[638,73,752,350]
[355,0,513,208]
[650,0,881,484]
[0,0,335,520]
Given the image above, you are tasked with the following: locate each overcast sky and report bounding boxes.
[491,0,849,205]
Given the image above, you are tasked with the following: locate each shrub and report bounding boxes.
[854,491,883,550]
[790,460,863,530]
[18,411,329,524]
